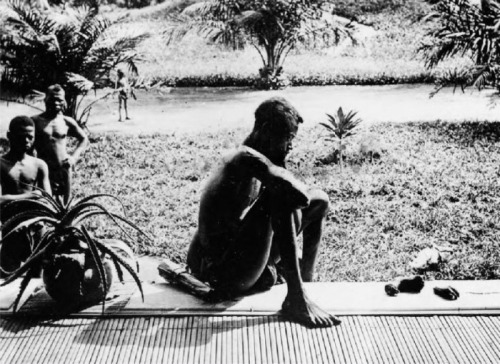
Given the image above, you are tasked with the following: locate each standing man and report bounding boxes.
[32,84,89,203]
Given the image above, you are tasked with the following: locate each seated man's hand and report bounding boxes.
[269,167,310,209]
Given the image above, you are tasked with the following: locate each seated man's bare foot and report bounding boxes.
[282,292,341,328]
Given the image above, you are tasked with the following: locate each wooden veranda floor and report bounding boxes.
[1,315,500,364]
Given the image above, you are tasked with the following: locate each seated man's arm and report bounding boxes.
[65,116,89,166]
[228,146,310,209]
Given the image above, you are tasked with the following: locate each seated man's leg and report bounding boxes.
[296,189,330,282]
[271,200,339,327]
[189,196,275,296]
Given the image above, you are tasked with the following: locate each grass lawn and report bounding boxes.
[65,120,500,282]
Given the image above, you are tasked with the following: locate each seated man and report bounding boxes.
[1,116,51,274]
[187,97,340,327]
[32,84,89,203]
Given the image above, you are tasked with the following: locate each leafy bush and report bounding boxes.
[420,0,500,94]
[0,1,148,126]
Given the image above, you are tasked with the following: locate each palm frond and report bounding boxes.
[12,267,36,313]
[1,216,58,242]
[81,226,108,312]
[0,240,54,286]
[71,193,126,213]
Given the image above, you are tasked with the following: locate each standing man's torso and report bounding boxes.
[32,114,69,168]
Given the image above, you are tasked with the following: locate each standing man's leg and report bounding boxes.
[118,96,123,121]
[124,98,130,120]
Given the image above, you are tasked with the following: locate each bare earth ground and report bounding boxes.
[1,84,499,135]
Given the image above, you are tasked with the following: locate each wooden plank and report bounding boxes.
[366,316,396,364]
[241,316,250,364]
[170,317,185,364]
[418,316,451,364]
[148,317,164,364]
[263,315,277,364]
[350,316,378,364]
[137,317,154,364]
[469,317,500,363]
[326,320,346,364]
[339,316,360,364]
[384,316,414,364]
[155,315,173,364]
[275,319,290,364]
[3,318,38,363]
[477,316,500,357]
[403,316,436,364]
[5,315,500,364]
[247,316,257,364]
[444,316,479,364]
[87,318,112,364]
[48,318,81,364]
[129,316,150,364]
[284,320,298,364]
[116,317,138,364]
[429,316,462,364]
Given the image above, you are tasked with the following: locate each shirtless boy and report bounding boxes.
[187,97,340,327]
[32,84,89,203]
[116,69,131,122]
[1,116,51,273]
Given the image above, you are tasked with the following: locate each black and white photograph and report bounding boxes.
[0,0,499,363]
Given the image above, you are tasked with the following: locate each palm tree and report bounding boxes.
[166,0,354,89]
[0,0,148,127]
[420,0,500,94]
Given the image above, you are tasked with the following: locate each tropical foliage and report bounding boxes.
[320,107,362,171]
[0,191,151,312]
[0,0,148,126]
[420,0,500,94]
[166,0,355,89]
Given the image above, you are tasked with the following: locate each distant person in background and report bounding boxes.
[32,84,89,204]
[115,69,135,122]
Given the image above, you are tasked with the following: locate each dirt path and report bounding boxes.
[1,84,498,135]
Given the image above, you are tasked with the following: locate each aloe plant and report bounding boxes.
[320,107,362,171]
[0,190,151,312]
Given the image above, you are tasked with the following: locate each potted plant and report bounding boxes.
[0,190,150,312]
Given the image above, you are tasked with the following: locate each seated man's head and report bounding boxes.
[7,116,35,154]
[45,84,67,113]
[246,97,303,165]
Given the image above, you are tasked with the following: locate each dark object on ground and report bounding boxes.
[385,283,400,296]
[434,286,460,301]
[158,259,218,301]
[385,275,425,296]
[397,276,425,293]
